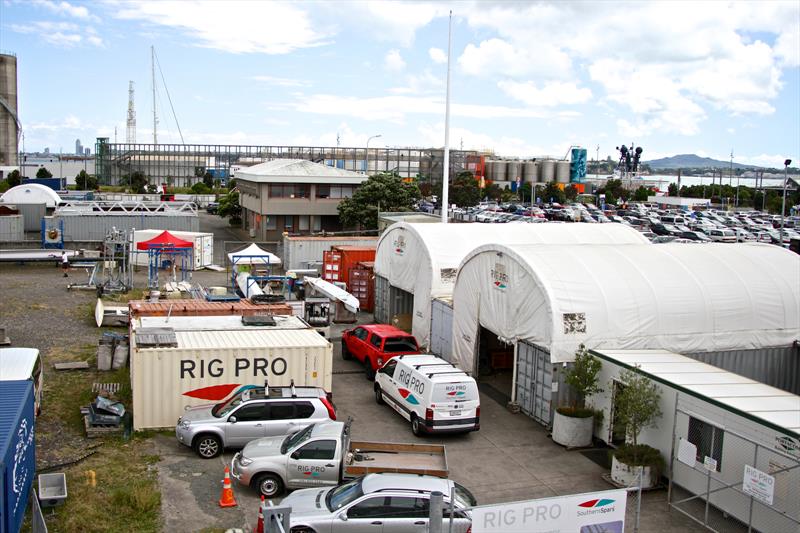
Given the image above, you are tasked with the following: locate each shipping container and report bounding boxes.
[48,213,199,242]
[130,229,214,270]
[131,324,333,430]
[429,297,453,361]
[348,261,375,312]
[0,381,35,533]
[128,299,292,318]
[325,246,376,287]
[282,235,378,272]
[0,215,24,242]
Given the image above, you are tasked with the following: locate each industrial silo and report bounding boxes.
[0,53,19,166]
[484,160,496,182]
[522,160,537,183]
[556,160,571,183]
[493,160,508,182]
[507,161,521,184]
[539,159,555,182]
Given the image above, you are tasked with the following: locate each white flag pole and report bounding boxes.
[441,10,453,224]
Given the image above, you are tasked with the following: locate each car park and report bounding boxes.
[175,385,336,458]
[282,473,476,533]
[374,354,480,436]
[706,228,737,243]
[341,325,420,380]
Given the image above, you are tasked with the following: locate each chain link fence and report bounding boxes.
[668,393,799,532]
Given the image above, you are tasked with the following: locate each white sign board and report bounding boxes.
[472,489,627,533]
[677,438,697,467]
[703,456,718,472]
[743,465,775,506]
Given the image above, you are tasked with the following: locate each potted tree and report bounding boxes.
[609,367,664,489]
[552,344,603,448]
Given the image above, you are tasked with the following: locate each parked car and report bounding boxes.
[175,385,336,458]
[706,228,737,243]
[374,354,480,436]
[651,223,682,237]
[206,202,219,214]
[282,473,476,533]
[341,325,420,380]
[681,231,712,242]
[652,235,677,243]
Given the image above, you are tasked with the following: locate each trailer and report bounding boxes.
[589,349,800,533]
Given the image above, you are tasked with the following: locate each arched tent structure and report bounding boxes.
[452,242,800,423]
[0,183,61,207]
[374,222,649,348]
[136,230,193,250]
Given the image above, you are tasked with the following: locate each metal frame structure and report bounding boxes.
[55,200,197,215]
[95,139,478,187]
[145,244,191,289]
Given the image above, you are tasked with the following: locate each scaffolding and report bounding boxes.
[95,139,478,187]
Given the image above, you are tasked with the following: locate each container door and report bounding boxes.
[515,341,552,426]
[429,299,453,361]
[203,235,214,266]
[374,275,390,324]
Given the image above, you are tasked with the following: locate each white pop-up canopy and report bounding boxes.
[375,222,650,348]
[451,242,800,372]
[305,277,360,313]
[227,243,282,266]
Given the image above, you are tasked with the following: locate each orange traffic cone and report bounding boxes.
[219,466,238,508]
[253,495,265,533]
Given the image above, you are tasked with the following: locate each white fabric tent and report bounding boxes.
[375,222,650,348]
[451,242,800,372]
[0,183,61,207]
[227,243,282,266]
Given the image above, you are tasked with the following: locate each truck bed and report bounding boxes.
[344,440,448,478]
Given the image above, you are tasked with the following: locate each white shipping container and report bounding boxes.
[131,328,332,430]
[130,229,214,270]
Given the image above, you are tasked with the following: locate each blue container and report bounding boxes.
[0,381,35,533]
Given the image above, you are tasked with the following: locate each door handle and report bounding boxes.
[414,521,426,525]
[370,521,382,525]
[255,423,263,427]
[325,463,335,467]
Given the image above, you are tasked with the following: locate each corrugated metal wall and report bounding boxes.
[374,274,390,324]
[0,215,24,241]
[515,341,554,426]
[282,236,379,271]
[51,214,199,242]
[430,298,454,361]
[688,346,800,395]
[15,203,46,231]
[389,284,413,321]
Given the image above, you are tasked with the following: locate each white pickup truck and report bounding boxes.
[231,420,448,497]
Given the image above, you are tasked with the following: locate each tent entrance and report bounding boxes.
[476,326,514,405]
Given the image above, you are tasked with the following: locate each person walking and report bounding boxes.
[61,251,69,277]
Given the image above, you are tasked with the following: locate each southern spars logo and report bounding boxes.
[577,498,616,517]
[393,235,406,255]
[491,262,508,290]
[398,388,420,405]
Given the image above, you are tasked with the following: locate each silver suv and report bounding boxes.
[282,473,476,533]
[175,385,336,458]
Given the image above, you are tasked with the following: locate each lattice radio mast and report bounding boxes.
[126,81,136,143]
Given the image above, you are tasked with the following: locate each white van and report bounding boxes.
[374,354,480,436]
[0,348,43,415]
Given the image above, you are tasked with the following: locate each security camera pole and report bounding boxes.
[781,158,792,244]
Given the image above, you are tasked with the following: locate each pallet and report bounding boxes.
[83,415,123,438]
[92,383,121,394]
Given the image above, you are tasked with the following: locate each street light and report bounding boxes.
[366,134,382,175]
[780,158,792,245]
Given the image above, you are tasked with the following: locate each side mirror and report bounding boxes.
[338,513,348,522]
[291,451,300,460]
[228,416,237,423]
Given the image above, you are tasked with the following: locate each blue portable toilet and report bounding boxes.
[0,381,35,533]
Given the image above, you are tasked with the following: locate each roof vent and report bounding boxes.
[242,314,276,326]
[135,327,178,347]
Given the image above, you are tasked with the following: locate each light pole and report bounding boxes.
[780,159,792,245]
[366,134,381,175]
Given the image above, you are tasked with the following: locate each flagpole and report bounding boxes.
[441,10,453,224]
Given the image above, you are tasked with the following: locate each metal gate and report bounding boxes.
[374,275,390,324]
[389,285,413,320]
[430,298,453,361]
[668,393,800,532]
[515,341,553,426]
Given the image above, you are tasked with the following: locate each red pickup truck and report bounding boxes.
[341,324,421,380]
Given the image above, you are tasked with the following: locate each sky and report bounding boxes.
[2,0,799,168]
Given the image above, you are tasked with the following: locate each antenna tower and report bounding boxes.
[126,81,136,143]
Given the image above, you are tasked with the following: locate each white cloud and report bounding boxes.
[34,0,99,21]
[11,21,102,47]
[458,38,572,80]
[250,76,311,88]
[115,1,331,54]
[498,80,592,107]
[389,69,442,95]
[428,47,447,64]
[384,49,406,71]
[352,1,448,46]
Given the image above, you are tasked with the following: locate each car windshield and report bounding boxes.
[212,390,248,418]
[383,336,418,353]
[453,482,477,508]
[281,425,314,454]
[326,477,364,511]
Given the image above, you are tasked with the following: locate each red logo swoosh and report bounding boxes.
[183,383,240,401]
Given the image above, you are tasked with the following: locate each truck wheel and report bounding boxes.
[341,340,351,360]
[364,359,376,381]
[193,434,222,459]
[411,415,424,437]
[255,473,283,498]
[374,385,384,405]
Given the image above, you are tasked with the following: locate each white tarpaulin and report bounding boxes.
[236,271,264,299]
[228,243,282,266]
[375,222,649,348]
[452,242,800,371]
[305,277,360,313]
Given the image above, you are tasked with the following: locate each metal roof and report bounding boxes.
[128,299,292,317]
[137,327,331,350]
[593,349,800,435]
[235,159,369,183]
[133,314,309,331]
[0,348,39,381]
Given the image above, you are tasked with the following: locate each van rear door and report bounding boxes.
[431,381,480,431]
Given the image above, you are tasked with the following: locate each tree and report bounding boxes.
[483,183,503,202]
[633,186,650,202]
[6,169,20,187]
[36,167,53,179]
[75,170,97,190]
[128,171,148,194]
[667,183,678,196]
[449,171,480,207]
[338,172,421,229]
[541,182,566,204]
[565,184,579,202]
[202,172,214,189]
[217,189,241,224]
[613,367,662,449]
[563,345,603,412]
[517,182,532,203]
[602,179,627,202]
[191,182,212,194]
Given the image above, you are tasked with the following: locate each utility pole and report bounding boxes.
[440,10,453,224]
[596,144,600,179]
[152,45,158,145]
[780,159,792,244]
[126,81,136,143]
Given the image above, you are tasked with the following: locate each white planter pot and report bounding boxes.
[552,410,593,448]
[611,455,658,489]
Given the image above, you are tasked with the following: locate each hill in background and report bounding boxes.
[646,154,758,170]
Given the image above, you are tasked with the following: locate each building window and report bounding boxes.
[317,184,330,198]
[688,417,723,471]
[283,216,294,231]
[298,215,310,231]
[269,184,310,198]
[312,216,321,232]
[265,215,276,230]
[316,184,354,199]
